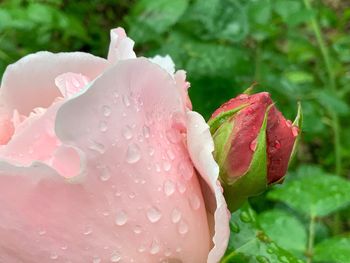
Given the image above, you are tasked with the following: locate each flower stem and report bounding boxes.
[306,215,316,263]
[303,0,342,175]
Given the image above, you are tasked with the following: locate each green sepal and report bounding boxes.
[208,104,248,134]
[222,106,270,212]
[289,102,303,166]
[243,82,258,95]
[212,121,235,175]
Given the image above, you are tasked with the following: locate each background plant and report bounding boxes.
[0,0,349,262]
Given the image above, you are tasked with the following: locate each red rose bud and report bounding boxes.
[208,91,302,212]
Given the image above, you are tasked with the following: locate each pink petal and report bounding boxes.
[55,72,90,98]
[107,28,136,63]
[186,111,230,263]
[0,58,213,262]
[0,51,107,115]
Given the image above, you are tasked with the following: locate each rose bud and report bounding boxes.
[208,91,302,212]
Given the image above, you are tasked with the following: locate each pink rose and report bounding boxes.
[0,28,229,262]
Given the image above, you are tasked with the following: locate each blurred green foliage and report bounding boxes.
[1,0,350,262]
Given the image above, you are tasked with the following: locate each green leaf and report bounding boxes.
[127,0,188,43]
[222,204,304,263]
[268,165,350,217]
[284,71,314,84]
[183,0,249,43]
[316,90,350,116]
[259,210,307,254]
[314,237,350,263]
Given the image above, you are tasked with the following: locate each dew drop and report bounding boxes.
[171,208,182,223]
[93,256,102,263]
[102,105,112,117]
[274,140,281,150]
[128,192,136,199]
[38,229,46,236]
[240,211,252,223]
[133,225,142,234]
[147,207,162,223]
[166,129,182,144]
[178,220,189,235]
[163,161,172,172]
[115,210,128,226]
[89,140,106,154]
[110,251,121,262]
[256,255,270,263]
[148,146,155,156]
[83,225,93,235]
[99,167,111,182]
[164,248,172,257]
[164,180,175,196]
[292,126,299,137]
[189,194,201,210]
[50,253,58,260]
[238,94,249,100]
[99,121,108,132]
[123,95,131,107]
[230,221,240,233]
[285,119,293,127]
[143,125,150,138]
[177,181,187,194]
[166,149,175,160]
[178,162,194,181]
[138,245,146,253]
[126,143,141,164]
[249,138,257,152]
[150,239,160,255]
[122,125,133,140]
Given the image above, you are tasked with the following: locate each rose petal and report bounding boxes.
[0,51,107,115]
[0,58,212,262]
[55,72,90,99]
[186,111,230,263]
[149,55,176,76]
[107,27,136,63]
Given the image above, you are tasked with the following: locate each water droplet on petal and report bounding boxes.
[250,138,257,152]
[99,121,108,132]
[123,95,131,107]
[38,229,46,236]
[50,253,58,260]
[133,225,142,234]
[274,140,281,150]
[102,105,112,117]
[138,245,146,253]
[163,161,171,172]
[122,125,133,140]
[292,126,299,137]
[147,207,162,223]
[115,210,128,226]
[171,208,182,223]
[285,120,293,127]
[178,220,189,235]
[148,146,155,156]
[150,239,160,255]
[99,167,111,182]
[89,140,106,154]
[177,181,186,194]
[128,192,136,199]
[143,125,150,138]
[238,94,249,100]
[189,194,201,210]
[110,251,121,262]
[166,149,175,160]
[93,256,102,263]
[83,225,93,235]
[178,162,194,181]
[126,143,141,164]
[164,180,175,196]
[166,129,182,144]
